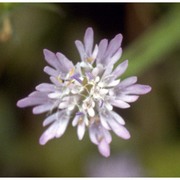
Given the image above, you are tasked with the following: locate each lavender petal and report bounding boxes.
[110,99,130,109]
[112,60,128,79]
[102,128,112,144]
[55,117,69,138]
[36,83,55,92]
[39,121,59,145]
[99,112,111,130]
[116,94,139,103]
[43,49,60,69]
[56,52,74,72]
[75,40,85,61]
[50,76,61,86]
[108,119,131,140]
[118,76,138,88]
[104,34,123,58]
[125,84,152,95]
[84,27,94,56]
[77,122,85,140]
[89,124,98,145]
[96,39,108,64]
[43,66,59,77]
[98,139,110,157]
[110,111,125,125]
[32,103,53,114]
[17,97,42,108]
[109,47,122,66]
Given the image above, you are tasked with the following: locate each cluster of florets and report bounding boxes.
[17,27,151,157]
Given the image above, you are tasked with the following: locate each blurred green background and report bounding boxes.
[0,3,180,177]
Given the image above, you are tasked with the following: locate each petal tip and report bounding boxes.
[43,48,51,56]
[143,85,152,94]
[124,133,131,140]
[115,33,123,43]
[16,99,28,108]
[16,100,23,108]
[86,27,93,33]
[32,108,39,115]
[39,137,46,145]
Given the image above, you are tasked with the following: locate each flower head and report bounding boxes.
[17,27,151,157]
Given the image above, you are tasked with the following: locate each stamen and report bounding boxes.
[86,57,94,63]
[57,75,63,83]
[66,79,74,86]
[82,84,91,94]
[69,68,75,76]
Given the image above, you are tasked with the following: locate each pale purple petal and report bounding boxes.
[56,52,74,72]
[32,103,53,114]
[55,118,69,138]
[40,110,70,143]
[96,39,108,64]
[110,99,130,109]
[99,112,111,130]
[43,49,60,69]
[17,93,48,108]
[92,44,99,59]
[28,91,45,98]
[28,92,49,101]
[110,111,125,125]
[104,34,123,58]
[108,119,131,139]
[118,76,138,88]
[43,66,59,77]
[98,139,110,158]
[77,122,85,140]
[124,84,152,95]
[50,76,61,86]
[107,79,120,87]
[72,115,79,127]
[102,65,114,78]
[108,48,122,66]
[75,40,85,61]
[112,60,128,79]
[114,125,131,140]
[100,109,125,129]
[116,94,139,103]
[102,128,112,143]
[89,122,112,157]
[43,113,57,126]
[89,125,98,145]
[17,98,40,108]
[36,83,55,92]
[39,122,59,145]
[84,27,94,56]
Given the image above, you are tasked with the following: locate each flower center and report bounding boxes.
[49,63,110,119]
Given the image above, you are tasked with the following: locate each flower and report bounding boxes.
[17,27,151,157]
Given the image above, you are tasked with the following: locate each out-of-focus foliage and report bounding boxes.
[121,5,180,77]
[0,3,179,177]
